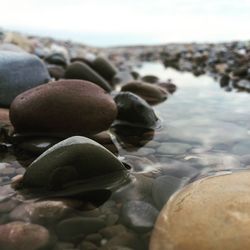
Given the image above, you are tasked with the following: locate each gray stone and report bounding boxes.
[121,200,159,233]
[0,51,50,107]
[20,136,129,199]
[152,175,183,209]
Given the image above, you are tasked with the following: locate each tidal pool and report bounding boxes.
[0,62,250,250]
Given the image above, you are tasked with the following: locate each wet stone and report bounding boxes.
[150,171,250,250]
[112,175,154,203]
[101,231,139,249]
[91,56,118,82]
[19,136,128,201]
[56,217,105,241]
[79,241,98,250]
[84,233,103,245]
[0,221,51,250]
[121,81,168,105]
[141,75,159,83]
[121,200,159,233]
[0,51,50,107]
[113,92,159,129]
[65,61,112,92]
[9,200,76,225]
[10,80,117,136]
[152,175,183,209]
[99,224,127,239]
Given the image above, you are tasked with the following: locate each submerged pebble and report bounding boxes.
[0,221,51,250]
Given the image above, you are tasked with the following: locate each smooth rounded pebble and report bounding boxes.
[65,61,112,92]
[121,200,159,233]
[0,221,50,250]
[121,81,168,105]
[10,80,117,136]
[150,171,250,250]
[0,51,50,107]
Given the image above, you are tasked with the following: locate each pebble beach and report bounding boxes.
[0,30,250,250]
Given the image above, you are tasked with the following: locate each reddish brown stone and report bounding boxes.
[10,80,117,136]
[121,81,168,105]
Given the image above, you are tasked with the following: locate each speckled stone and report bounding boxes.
[0,221,51,250]
[150,171,250,250]
[121,200,159,233]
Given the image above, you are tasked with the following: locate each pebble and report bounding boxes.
[65,61,112,92]
[113,92,159,129]
[91,56,118,82]
[84,233,103,245]
[45,52,68,67]
[121,81,168,105]
[0,51,50,107]
[21,136,129,194]
[9,200,76,225]
[121,200,159,233]
[79,241,98,250]
[56,217,105,241]
[47,64,65,79]
[152,175,183,209]
[150,171,250,250]
[0,221,51,250]
[0,198,20,213]
[99,224,127,239]
[101,231,139,249]
[10,80,117,136]
[141,75,159,83]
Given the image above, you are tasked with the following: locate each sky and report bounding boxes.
[0,0,249,47]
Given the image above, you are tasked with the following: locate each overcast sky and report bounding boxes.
[0,0,249,46]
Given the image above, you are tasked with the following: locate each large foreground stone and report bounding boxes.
[10,80,117,136]
[150,171,250,250]
[0,51,50,107]
[19,136,129,197]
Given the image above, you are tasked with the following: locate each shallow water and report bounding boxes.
[1,62,250,249]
